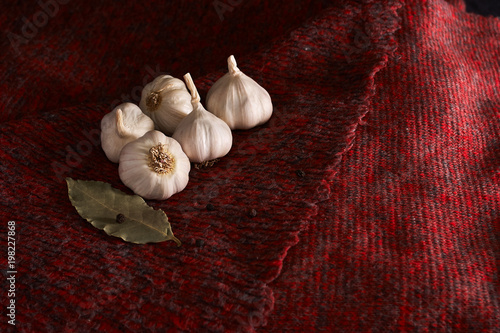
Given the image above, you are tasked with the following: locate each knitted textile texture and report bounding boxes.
[0,0,499,332]
[268,0,500,331]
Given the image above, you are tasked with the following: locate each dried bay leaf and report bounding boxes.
[66,178,181,246]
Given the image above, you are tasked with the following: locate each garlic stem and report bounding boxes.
[115,109,131,138]
[227,55,241,76]
[183,73,201,106]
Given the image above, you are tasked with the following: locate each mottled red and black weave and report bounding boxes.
[0,0,499,332]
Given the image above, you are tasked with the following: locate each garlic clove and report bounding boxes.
[172,73,233,163]
[206,55,273,130]
[100,102,155,163]
[139,75,193,135]
[118,130,190,200]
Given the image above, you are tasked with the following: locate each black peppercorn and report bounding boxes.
[116,214,126,224]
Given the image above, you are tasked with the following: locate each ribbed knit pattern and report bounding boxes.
[0,0,499,332]
[267,0,500,331]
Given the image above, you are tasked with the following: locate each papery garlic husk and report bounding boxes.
[140,75,193,135]
[172,73,233,163]
[118,130,190,200]
[206,55,273,130]
[100,103,155,163]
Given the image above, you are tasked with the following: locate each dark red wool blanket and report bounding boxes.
[1,0,499,332]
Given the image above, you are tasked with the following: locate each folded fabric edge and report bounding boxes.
[257,0,405,330]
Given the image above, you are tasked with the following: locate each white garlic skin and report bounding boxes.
[139,75,193,135]
[173,105,233,163]
[172,73,233,163]
[118,130,190,200]
[206,55,273,130]
[100,103,155,163]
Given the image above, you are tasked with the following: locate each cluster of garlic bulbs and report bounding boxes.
[100,55,272,200]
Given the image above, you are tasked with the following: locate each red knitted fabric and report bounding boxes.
[268,0,500,331]
[1,0,499,332]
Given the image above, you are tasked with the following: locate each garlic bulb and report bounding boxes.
[100,103,155,163]
[118,130,190,200]
[172,73,233,163]
[206,55,273,130]
[140,75,193,135]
